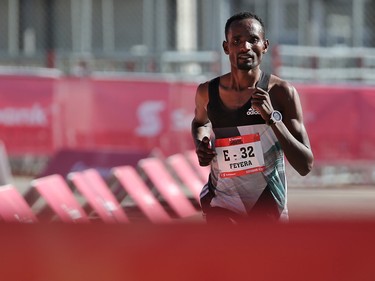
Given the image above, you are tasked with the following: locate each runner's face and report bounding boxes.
[223,18,268,71]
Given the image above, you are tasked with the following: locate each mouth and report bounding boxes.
[238,54,253,60]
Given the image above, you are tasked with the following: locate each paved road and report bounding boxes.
[288,187,375,221]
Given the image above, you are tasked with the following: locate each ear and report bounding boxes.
[222,41,229,55]
[262,39,269,54]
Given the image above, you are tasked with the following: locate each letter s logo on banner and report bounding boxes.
[136,101,165,137]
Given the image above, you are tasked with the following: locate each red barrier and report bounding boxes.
[296,84,375,161]
[0,75,375,161]
[54,77,196,155]
[38,148,149,180]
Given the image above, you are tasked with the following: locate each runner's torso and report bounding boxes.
[203,71,288,219]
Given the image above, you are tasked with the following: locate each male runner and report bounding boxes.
[191,12,314,224]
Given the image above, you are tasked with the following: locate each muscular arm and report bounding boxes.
[191,82,216,166]
[252,82,314,176]
[191,83,210,144]
[272,86,313,175]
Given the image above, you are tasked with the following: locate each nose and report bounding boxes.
[241,41,252,51]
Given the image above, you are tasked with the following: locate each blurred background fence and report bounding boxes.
[1,0,375,82]
[0,0,374,187]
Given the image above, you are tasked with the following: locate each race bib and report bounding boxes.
[215,133,265,178]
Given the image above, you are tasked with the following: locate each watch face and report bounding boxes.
[272,111,282,122]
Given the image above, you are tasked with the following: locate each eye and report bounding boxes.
[232,39,241,46]
[249,37,260,44]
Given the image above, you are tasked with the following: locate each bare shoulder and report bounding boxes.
[196,80,209,95]
[195,74,223,104]
[268,74,300,107]
[195,81,210,109]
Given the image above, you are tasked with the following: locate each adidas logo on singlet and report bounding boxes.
[246,107,260,115]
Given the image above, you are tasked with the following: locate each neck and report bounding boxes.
[228,69,261,91]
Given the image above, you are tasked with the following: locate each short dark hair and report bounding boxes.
[224,12,265,40]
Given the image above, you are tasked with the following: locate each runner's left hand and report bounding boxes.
[250,87,274,122]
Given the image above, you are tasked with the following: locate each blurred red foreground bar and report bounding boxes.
[0,220,374,281]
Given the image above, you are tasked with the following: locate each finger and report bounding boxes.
[199,161,211,167]
[201,136,214,150]
[252,93,267,101]
[255,86,268,94]
[198,154,215,166]
[202,136,210,143]
[198,147,216,157]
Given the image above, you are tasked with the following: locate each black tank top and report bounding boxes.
[207,72,270,129]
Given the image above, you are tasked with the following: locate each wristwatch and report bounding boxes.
[267,110,282,125]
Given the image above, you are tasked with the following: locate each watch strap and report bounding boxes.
[267,118,275,126]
